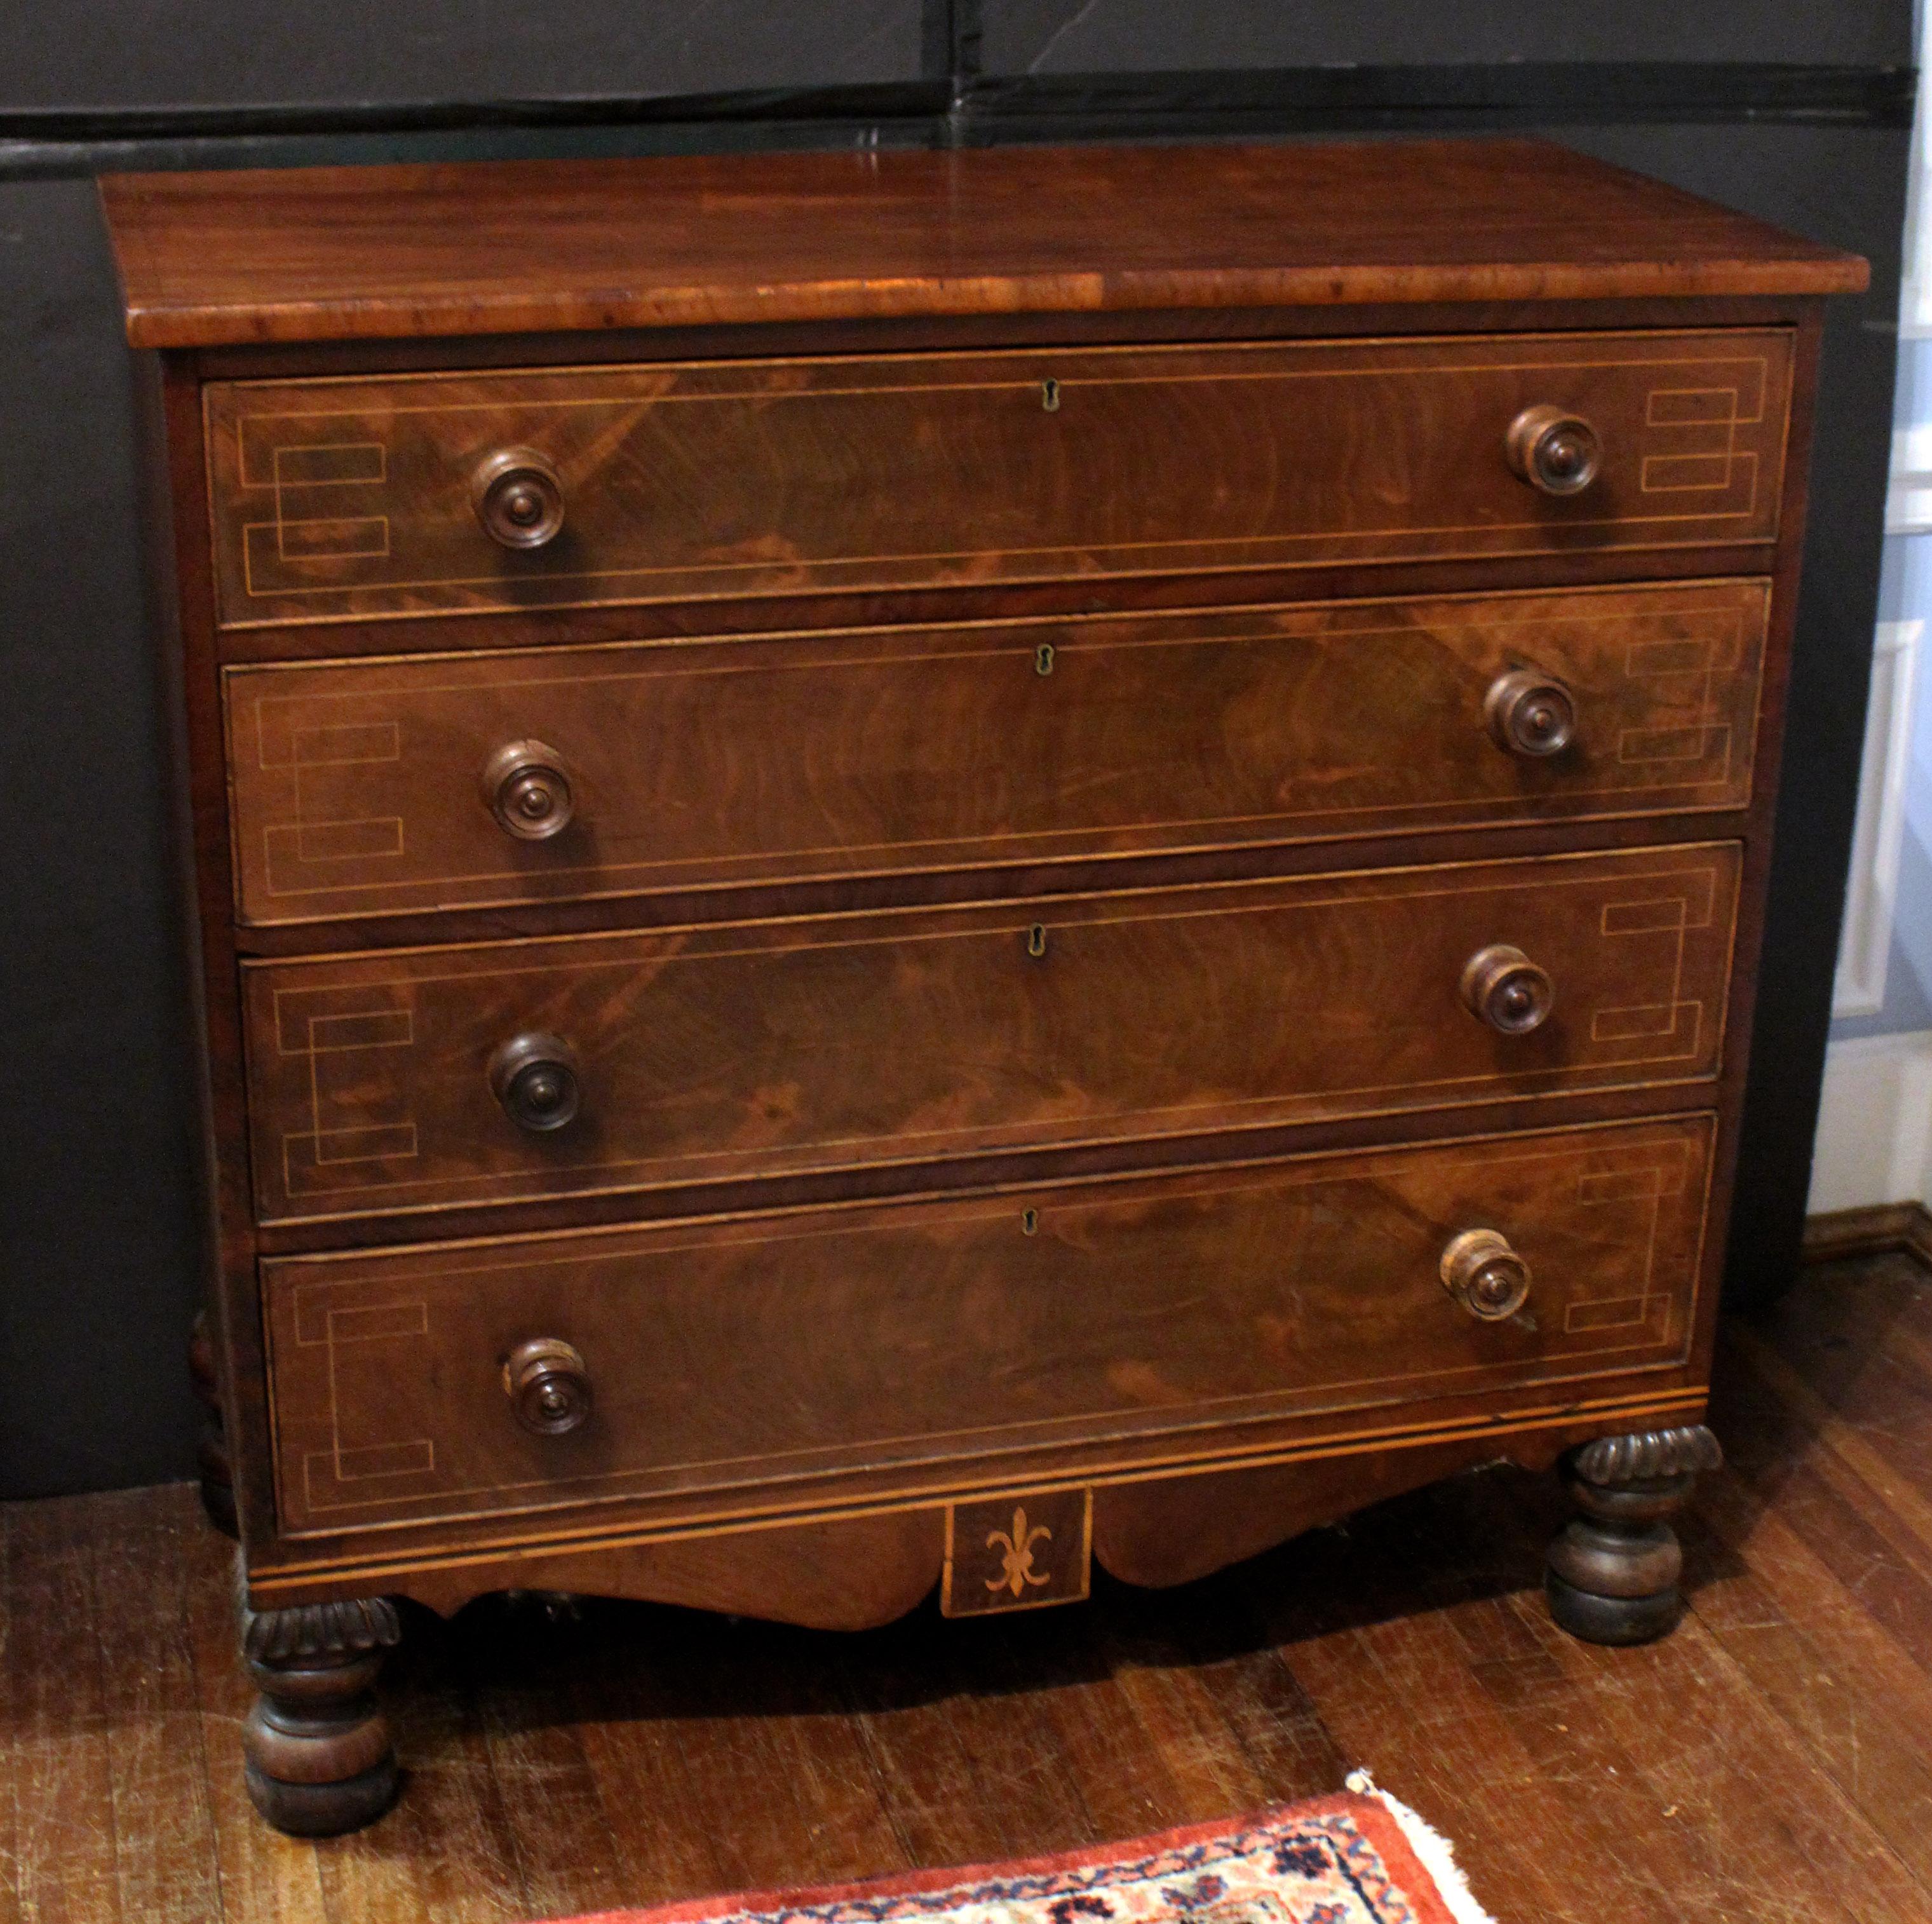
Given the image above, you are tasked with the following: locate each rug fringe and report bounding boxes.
[1343,1772,1498,1924]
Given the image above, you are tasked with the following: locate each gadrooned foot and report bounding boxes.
[1545,1425,1722,1648]
[241,1598,402,1836]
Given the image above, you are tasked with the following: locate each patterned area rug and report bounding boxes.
[554,1779,1495,1924]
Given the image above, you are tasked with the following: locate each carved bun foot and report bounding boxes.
[245,1755,399,1839]
[241,1599,402,1836]
[1546,1425,1721,1648]
[187,1311,238,1539]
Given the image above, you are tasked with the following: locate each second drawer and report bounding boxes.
[242,843,1739,1224]
[222,579,1767,927]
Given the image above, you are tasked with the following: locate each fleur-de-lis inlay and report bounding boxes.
[985,1506,1054,1597]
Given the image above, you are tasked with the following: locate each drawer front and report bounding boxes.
[241,843,1739,1224]
[224,580,1767,927]
[205,330,1793,630]
[261,1114,1716,1535]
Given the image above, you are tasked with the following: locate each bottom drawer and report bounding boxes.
[262,1114,1715,1538]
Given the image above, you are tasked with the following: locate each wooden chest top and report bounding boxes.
[99,138,1864,349]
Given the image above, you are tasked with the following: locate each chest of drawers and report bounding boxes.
[102,137,1865,1836]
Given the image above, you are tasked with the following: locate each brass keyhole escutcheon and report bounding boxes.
[1027,923,1048,958]
[1022,1208,1039,1235]
[1041,377,1062,412]
[1036,642,1055,675]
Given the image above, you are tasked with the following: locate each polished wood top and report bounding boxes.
[100,138,1867,348]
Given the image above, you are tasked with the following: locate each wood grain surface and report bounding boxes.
[255,1114,1713,1541]
[8,1250,1931,1924]
[238,843,1741,1226]
[200,330,1794,628]
[146,300,1832,1631]
[98,139,1867,349]
[222,579,1769,927]
[112,137,1865,1840]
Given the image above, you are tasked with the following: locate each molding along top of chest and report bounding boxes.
[101,139,1865,1836]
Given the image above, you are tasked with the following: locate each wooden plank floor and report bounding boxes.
[8,1250,1932,1924]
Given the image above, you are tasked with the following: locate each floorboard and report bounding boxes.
[6,1255,1932,1924]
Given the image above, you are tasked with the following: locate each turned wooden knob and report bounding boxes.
[1461,944,1553,1034]
[1485,668,1577,757]
[1440,1228,1532,1321]
[472,447,565,548]
[504,1338,593,1435]
[489,1031,581,1132]
[482,740,574,839]
[1506,405,1602,497]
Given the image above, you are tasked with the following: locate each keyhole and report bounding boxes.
[1022,1208,1039,1235]
[1027,924,1048,958]
[1035,642,1055,676]
[1041,378,1061,412]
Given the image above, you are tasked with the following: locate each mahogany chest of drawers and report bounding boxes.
[102,137,1866,1835]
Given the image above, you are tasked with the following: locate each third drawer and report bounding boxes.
[242,841,1740,1225]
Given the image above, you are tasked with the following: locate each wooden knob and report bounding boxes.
[482,740,574,839]
[504,1338,593,1436]
[473,447,565,548]
[1485,669,1577,758]
[489,1031,581,1132]
[1440,1229,1532,1322]
[1506,405,1602,496]
[1461,944,1553,1034]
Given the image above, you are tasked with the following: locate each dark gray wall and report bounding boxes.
[3,4,928,109]
[0,175,197,1496]
[0,8,1910,1498]
[980,3,1910,72]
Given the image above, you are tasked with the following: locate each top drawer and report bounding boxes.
[202,330,1795,632]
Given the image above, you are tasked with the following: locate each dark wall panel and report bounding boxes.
[3,3,930,111]
[980,2,1910,74]
[0,177,205,1496]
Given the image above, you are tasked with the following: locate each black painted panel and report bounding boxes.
[981,1,1910,75]
[3,1,928,112]
[0,178,205,1497]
